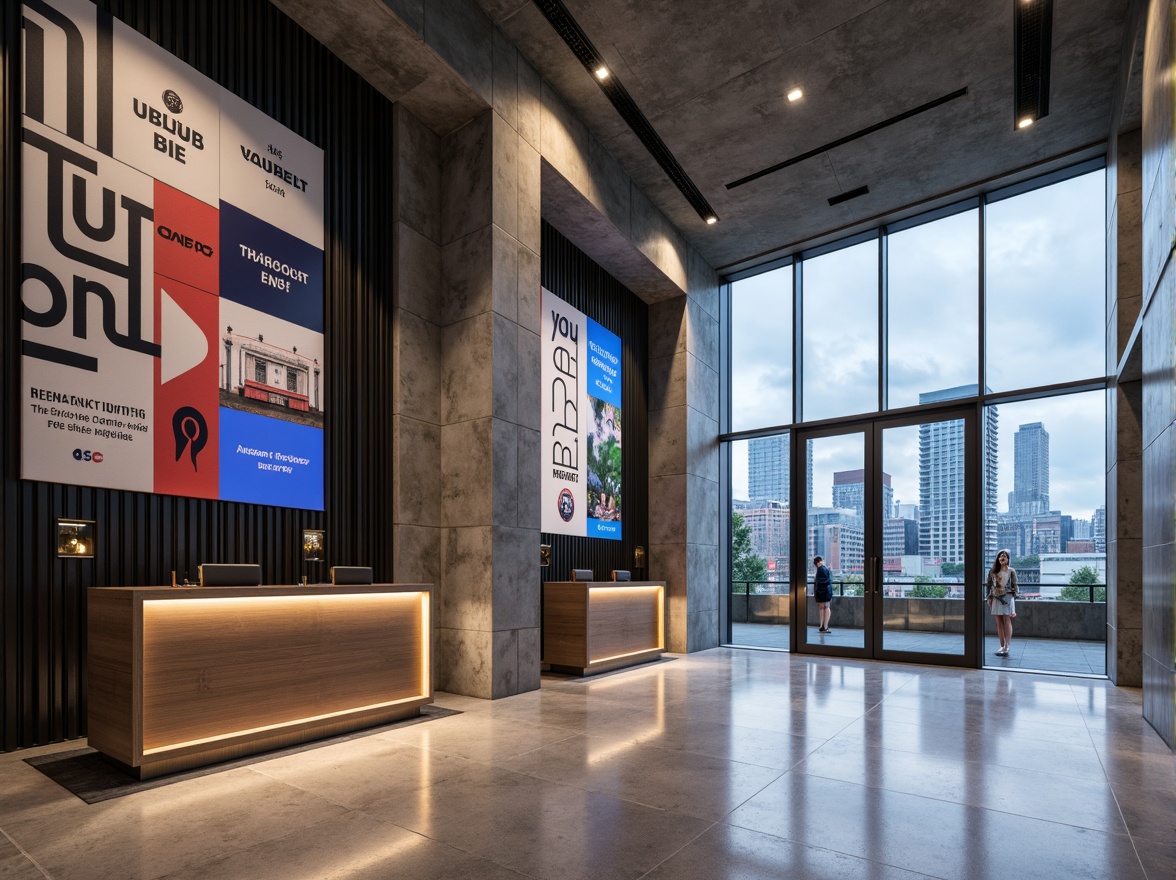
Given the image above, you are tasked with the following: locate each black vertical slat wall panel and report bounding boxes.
[540,221,650,584]
[1,0,396,750]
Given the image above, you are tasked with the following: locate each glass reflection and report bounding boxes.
[887,209,979,409]
[984,170,1105,391]
[802,239,879,421]
[731,266,793,432]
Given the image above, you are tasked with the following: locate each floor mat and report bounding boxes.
[24,704,461,804]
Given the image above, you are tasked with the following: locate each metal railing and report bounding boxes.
[732,580,1106,602]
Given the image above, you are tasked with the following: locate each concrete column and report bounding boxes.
[1107,128,1144,686]
[435,28,542,698]
[648,254,721,653]
[392,105,443,589]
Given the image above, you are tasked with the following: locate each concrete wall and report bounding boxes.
[1139,0,1175,748]
[1108,125,1145,686]
[289,0,724,694]
[1105,0,1146,690]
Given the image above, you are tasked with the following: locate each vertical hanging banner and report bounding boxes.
[541,288,622,540]
[20,0,325,511]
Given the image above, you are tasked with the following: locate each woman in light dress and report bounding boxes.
[985,549,1018,657]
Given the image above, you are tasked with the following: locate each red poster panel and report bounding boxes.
[153,274,220,498]
[153,180,219,294]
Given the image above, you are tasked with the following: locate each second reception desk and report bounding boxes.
[87,583,432,778]
[542,580,665,676]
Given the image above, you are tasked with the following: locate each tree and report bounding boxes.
[1013,554,1039,568]
[731,513,768,591]
[940,562,965,577]
[909,582,949,598]
[841,573,865,597]
[1058,565,1105,601]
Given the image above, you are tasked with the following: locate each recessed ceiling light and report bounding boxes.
[787,87,804,102]
[1018,116,1035,128]
[705,215,718,225]
[595,66,609,80]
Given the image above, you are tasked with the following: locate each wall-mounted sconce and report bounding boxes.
[303,529,325,562]
[57,519,95,558]
[634,545,646,569]
[540,544,551,567]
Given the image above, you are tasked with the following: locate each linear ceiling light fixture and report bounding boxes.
[726,87,969,190]
[1014,0,1053,129]
[531,0,720,225]
[828,185,869,206]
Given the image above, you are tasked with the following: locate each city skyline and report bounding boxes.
[737,394,1103,572]
[732,389,1104,522]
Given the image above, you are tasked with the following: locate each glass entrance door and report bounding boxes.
[797,430,868,652]
[795,408,980,665]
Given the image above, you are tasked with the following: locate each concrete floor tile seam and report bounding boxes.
[704,830,958,880]
[714,812,963,879]
[287,811,547,880]
[505,731,795,795]
[865,702,1096,734]
[0,829,51,880]
[385,729,591,774]
[1106,790,1176,851]
[630,819,729,880]
[811,734,1112,786]
[498,740,792,825]
[782,764,1132,838]
[0,854,49,880]
[1119,836,1154,880]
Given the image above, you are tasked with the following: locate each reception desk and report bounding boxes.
[87,583,432,779]
[542,580,665,676]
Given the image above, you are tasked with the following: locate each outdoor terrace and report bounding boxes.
[731,580,1107,675]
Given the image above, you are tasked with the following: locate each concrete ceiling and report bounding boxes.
[475,0,1130,275]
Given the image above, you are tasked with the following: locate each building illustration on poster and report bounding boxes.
[19,0,325,511]
[541,288,623,541]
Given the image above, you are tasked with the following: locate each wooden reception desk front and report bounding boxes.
[87,583,432,779]
[542,581,666,676]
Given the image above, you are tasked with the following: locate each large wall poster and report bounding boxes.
[541,288,623,541]
[20,0,325,510]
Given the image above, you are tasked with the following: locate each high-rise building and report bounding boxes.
[894,500,919,521]
[740,501,789,562]
[996,513,1032,559]
[748,434,812,508]
[918,386,998,563]
[806,508,864,575]
[1011,422,1050,515]
[1031,512,1073,555]
[832,468,893,521]
[1092,505,1106,553]
[884,517,920,558]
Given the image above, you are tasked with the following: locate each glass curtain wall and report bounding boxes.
[801,239,878,421]
[726,164,1108,671]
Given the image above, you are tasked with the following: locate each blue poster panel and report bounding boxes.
[220,201,323,332]
[218,407,324,510]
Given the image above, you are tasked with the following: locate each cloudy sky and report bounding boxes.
[730,169,1106,522]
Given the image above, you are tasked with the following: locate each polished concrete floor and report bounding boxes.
[1,649,1172,880]
[731,623,1109,675]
